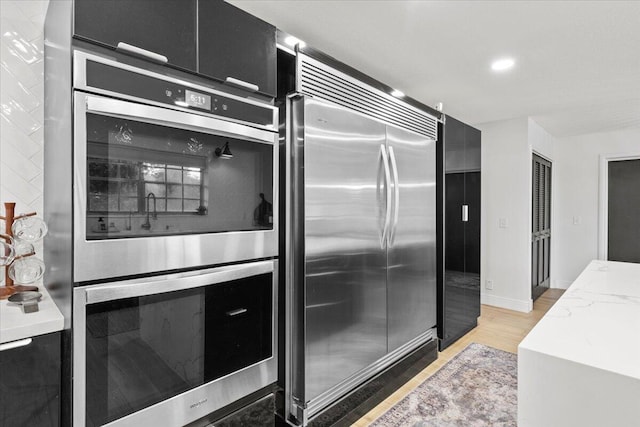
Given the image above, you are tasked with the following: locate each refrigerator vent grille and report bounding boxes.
[298,54,438,140]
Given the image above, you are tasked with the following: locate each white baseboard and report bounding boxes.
[552,279,573,289]
[481,293,533,313]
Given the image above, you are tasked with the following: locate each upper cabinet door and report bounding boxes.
[198,0,276,97]
[74,0,197,71]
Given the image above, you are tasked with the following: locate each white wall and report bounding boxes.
[0,0,49,216]
[478,117,557,312]
[478,117,533,311]
[553,126,640,287]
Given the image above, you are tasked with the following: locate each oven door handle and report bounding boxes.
[84,94,275,144]
[82,260,274,304]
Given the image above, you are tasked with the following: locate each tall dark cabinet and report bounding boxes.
[439,115,481,350]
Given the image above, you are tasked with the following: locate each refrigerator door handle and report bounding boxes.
[379,144,392,248]
[388,146,400,247]
[462,204,469,222]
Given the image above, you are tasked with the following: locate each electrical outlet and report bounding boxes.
[485,280,493,290]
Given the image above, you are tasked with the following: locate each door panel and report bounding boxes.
[608,159,640,262]
[445,173,465,272]
[386,126,437,352]
[532,154,551,300]
[303,99,388,401]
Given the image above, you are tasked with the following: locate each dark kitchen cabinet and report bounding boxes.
[204,273,273,380]
[74,0,197,71]
[0,332,61,427]
[439,115,481,350]
[198,0,277,97]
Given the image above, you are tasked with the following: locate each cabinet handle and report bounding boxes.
[116,42,168,64]
[0,338,32,352]
[225,77,259,93]
[226,308,248,317]
[462,205,469,222]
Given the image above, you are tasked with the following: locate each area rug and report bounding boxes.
[370,343,517,427]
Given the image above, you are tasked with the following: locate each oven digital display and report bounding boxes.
[185,90,211,110]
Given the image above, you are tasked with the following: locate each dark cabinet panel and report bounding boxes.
[445,173,465,271]
[0,332,61,427]
[440,116,481,350]
[198,0,277,97]
[74,0,197,71]
[205,273,273,380]
[464,171,481,275]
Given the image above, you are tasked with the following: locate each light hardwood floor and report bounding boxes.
[353,288,565,426]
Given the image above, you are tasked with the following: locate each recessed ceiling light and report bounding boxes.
[391,89,405,98]
[491,58,515,72]
[284,36,306,48]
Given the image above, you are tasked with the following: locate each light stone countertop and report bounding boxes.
[518,259,640,427]
[0,280,64,344]
[520,259,640,379]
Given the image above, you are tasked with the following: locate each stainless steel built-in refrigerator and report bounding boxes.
[286,95,437,424]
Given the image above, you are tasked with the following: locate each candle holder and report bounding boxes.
[0,202,47,299]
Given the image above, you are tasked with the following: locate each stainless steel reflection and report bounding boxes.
[84,94,275,144]
[73,91,278,282]
[385,126,436,351]
[83,260,274,304]
[73,260,278,427]
[379,144,392,247]
[286,95,437,424]
[302,98,388,402]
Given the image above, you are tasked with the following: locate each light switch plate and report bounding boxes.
[499,218,508,228]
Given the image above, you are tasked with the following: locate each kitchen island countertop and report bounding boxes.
[518,260,640,427]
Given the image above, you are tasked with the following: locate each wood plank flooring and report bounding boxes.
[352,288,565,426]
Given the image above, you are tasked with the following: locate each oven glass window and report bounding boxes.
[85,113,273,239]
[84,273,273,426]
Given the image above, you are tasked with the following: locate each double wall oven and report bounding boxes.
[70,51,278,426]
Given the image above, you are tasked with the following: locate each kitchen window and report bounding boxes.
[88,157,205,214]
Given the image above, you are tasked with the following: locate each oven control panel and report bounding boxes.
[85,60,275,128]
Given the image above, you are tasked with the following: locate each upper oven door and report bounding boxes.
[73,92,278,283]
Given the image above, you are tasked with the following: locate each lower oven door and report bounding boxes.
[73,259,277,427]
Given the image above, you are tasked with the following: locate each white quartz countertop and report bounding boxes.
[0,282,64,344]
[519,259,640,380]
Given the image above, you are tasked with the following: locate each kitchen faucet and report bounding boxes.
[141,192,157,230]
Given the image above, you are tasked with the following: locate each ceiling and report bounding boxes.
[229,0,640,137]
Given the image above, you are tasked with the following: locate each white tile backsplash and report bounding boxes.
[0,0,49,217]
[1,140,41,182]
[0,41,40,89]
[1,115,41,158]
[1,65,40,112]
